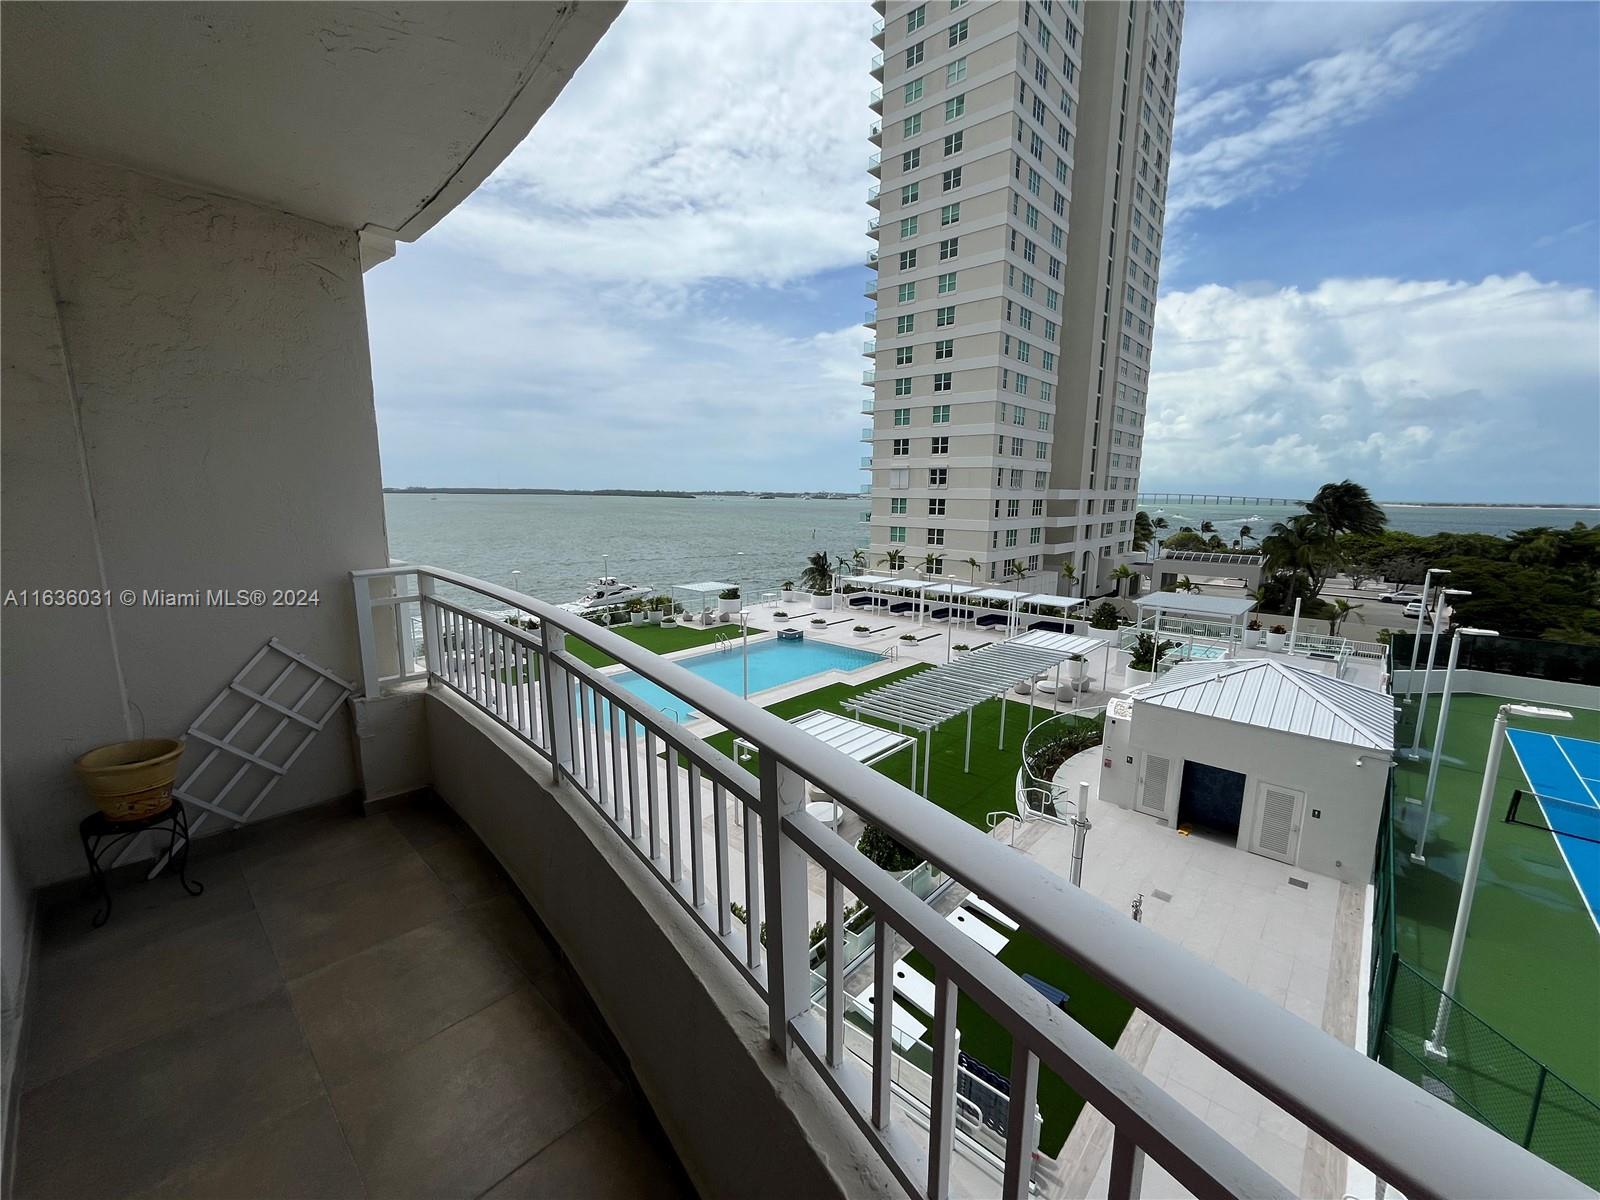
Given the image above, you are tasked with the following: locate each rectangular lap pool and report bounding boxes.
[611,636,882,722]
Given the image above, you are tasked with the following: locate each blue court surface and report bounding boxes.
[1506,729,1600,931]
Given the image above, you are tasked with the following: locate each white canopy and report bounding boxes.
[843,573,894,586]
[788,709,915,765]
[675,580,734,594]
[1134,590,1257,619]
[1018,593,1085,609]
[923,582,981,598]
[966,587,1031,602]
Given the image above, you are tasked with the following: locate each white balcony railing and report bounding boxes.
[350,564,1589,1200]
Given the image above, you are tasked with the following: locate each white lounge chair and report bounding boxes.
[946,908,1009,954]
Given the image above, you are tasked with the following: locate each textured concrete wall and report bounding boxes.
[1,132,390,885]
[423,689,900,1200]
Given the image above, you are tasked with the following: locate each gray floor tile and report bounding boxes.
[330,989,621,1200]
[386,799,468,851]
[241,813,415,904]
[461,896,559,983]
[418,832,511,905]
[288,911,522,1085]
[24,908,282,1089]
[483,1097,694,1200]
[14,992,323,1200]
[34,847,253,968]
[133,1096,365,1200]
[255,852,458,980]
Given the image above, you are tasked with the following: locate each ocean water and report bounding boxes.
[383,492,1599,606]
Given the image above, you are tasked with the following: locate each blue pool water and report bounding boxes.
[611,636,882,722]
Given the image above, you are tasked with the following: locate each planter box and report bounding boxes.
[1066,658,1087,682]
[782,590,802,604]
[717,597,741,616]
[629,612,646,626]
[774,612,791,623]
[1265,632,1286,651]
[1083,625,1120,643]
[1124,665,1155,689]
[851,628,873,638]
[1242,628,1262,649]
[646,613,662,626]
[811,593,834,611]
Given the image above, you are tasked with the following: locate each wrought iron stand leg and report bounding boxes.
[82,830,112,929]
[171,804,203,898]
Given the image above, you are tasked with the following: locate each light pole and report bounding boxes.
[1426,703,1573,1055]
[1404,568,1449,700]
[510,569,521,594]
[1411,627,1497,864]
[1409,588,1470,757]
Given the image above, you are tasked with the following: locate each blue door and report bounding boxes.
[1177,761,1247,837]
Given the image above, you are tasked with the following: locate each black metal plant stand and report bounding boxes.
[78,799,202,928]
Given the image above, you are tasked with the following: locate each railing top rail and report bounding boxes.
[356,564,1588,1200]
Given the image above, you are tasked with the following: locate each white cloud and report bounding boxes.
[1144,273,1600,500]
[439,1,873,288]
[1169,12,1481,223]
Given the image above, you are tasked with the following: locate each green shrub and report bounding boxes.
[857,824,922,873]
[1089,601,1121,630]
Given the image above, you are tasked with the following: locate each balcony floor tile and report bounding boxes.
[14,796,693,1200]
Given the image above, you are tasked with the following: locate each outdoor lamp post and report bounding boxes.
[1411,627,1498,864]
[1404,568,1450,701]
[510,569,521,594]
[1426,703,1574,1055]
[1409,588,1470,756]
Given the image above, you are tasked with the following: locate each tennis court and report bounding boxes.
[1390,693,1600,1098]
[1506,730,1600,932]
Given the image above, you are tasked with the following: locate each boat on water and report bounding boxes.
[558,576,652,614]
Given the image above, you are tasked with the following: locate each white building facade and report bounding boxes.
[863,0,1180,596]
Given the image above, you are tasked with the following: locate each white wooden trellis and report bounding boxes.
[113,638,353,876]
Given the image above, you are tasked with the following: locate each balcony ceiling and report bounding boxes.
[1,1,621,248]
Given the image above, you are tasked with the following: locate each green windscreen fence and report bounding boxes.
[1391,631,1600,687]
[1368,787,1600,1188]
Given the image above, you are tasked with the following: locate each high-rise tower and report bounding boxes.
[863,0,1181,595]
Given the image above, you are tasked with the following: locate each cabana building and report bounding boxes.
[1099,659,1394,884]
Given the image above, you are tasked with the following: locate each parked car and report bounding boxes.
[1379,590,1420,604]
[1403,601,1433,621]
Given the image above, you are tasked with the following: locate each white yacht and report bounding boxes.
[559,576,651,614]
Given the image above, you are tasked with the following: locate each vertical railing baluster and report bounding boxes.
[391,592,407,682]
[1002,1044,1041,1200]
[418,574,440,677]
[713,782,731,936]
[743,801,761,969]
[928,972,959,1200]
[666,743,683,884]
[1108,1129,1146,1200]
[608,705,625,823]
[351,575,381,699]
[626,716,641,840]
[872,924,893,1130]
[539,630,568,780]
[688,764,705,907]
[826,872,844,1069]
[587,688,604,806]
[645,730,661,862]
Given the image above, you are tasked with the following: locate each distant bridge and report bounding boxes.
[1137,492,1303,507]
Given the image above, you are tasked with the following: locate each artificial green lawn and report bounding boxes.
[706,663,1133,1157]
[1390,692,1600,1098]
[565,620,759,669]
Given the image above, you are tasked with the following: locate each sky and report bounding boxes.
[364,1,1600,503]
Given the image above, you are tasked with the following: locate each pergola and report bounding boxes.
[1014,592,1087,633]
[1133,590,1258,651]
[842,631,1103,795]
[733,709,914,828]
[672,580,734,624]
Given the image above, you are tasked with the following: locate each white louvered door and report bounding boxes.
[1250,782,1304,865]
[1138,753,1170,818]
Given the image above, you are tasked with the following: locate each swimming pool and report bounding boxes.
[610,636,882,722]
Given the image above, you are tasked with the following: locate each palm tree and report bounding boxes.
[1110,563,1135,597]
[1238,523,1255,546]
[1307,479,1387,536]
[799,550,832,594]
[1006,559,1028,585]
[1327,597,1361,636]
[1153,516,1169,531]
[1199,520,1216,534]
[1174,574,1200,594]
[1059,560,1078,594]
[1261,514,1336,607]
[880,549,907,573]
[1132,511,1154,551]
[850,548,868,574]
[964,556,982,584]
[920,552,942,576]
